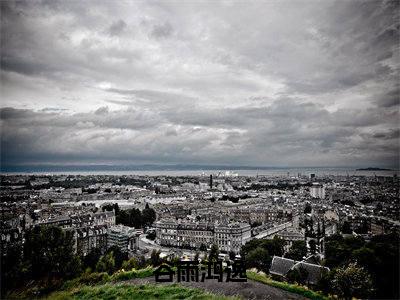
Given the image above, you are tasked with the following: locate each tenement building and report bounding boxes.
[154,219,251,253]
[73,225,108,256]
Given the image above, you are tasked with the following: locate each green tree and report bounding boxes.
[324,233,399,299]
[228,251,236,261]
[23,226,82,280]
[136,255,147,269]
[241,237,285,272]
[324,234,365,268]
[150,249,162,266]
[261,236,285,257]
[367,233,399,299]
[83,247,102,271]
[106,246,128,270]
[352,246,375,272]
[96,252,115,274]
[341,221,352,234]
[116,208,143,228]
[285,241,307,261]
[316,269,336,295]
[332,262,374,300]
[129,208,143,228]
[246,247,269,272]
[194,252,200,263]
[208,244,219,262]
[146,231,156,240]
[1,242,24,296]
[142,204,156,227]
[122,257,140,270]
[199,243,207,252]
[116,210,129,226]
[250,221,262,228]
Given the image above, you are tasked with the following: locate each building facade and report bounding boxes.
[74,225,108,256]
[107,224,140,254]
[155,219,251,253]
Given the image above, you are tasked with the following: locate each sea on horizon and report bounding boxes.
[1,166,398,177]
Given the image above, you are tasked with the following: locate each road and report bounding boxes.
[138,234,202,258]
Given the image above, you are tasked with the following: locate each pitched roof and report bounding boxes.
[269,256,297,277]
[292,261,330,285]
[302,255,320,265]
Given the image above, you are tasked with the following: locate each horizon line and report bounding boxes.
[1,163,398,173]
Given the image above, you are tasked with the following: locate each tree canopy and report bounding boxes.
[323,233,399,299]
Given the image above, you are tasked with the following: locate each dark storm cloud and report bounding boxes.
[375,89,400,108]
[371,129,400,140]
[0,0,399,167]
[1,99,399,167]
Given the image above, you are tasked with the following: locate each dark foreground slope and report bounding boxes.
[125,277,307,300]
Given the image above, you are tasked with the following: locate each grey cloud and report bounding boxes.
[95,106,109,115]
[0,0,399,167]
[40,107,69,112]
[151,22,173,38]
[106,88,198,109]
[0,107,160,130]
[371,129,400,140]
[1,56,56,76]
[2,99,398,167]
[375,89,400,108]
[107,19,127,36]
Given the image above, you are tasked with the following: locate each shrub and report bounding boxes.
[62,272,110,290]
[110,266,154,282]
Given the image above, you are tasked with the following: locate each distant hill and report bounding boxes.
[356,167,393,171]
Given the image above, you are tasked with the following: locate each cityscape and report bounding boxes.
[1,170,399,299]
[1,0,399,299]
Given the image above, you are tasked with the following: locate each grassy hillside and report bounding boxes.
[9,267,332,299]
[45,283,238,300]
[246,271,331,300]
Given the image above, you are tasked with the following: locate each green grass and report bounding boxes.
[46,283,238,300]
[61,266,155,291]
[110,266,154,282]
[61,272,111,290]
[247,271,333,300]
[10,266,335,300]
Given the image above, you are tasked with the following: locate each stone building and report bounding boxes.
[74,225,108,256]
[155,219,251,253]
[107,224,140,254]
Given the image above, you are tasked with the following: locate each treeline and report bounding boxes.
[220,194,251,203]
[1,226,81,298]
[321,233,399,299]
[240,236,286,272]
[13,176,149,190]
[102,203,156,229]
[1,225,224,298]
[241,233,399,299]
[2,225,159,298]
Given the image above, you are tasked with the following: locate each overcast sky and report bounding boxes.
[1,0,399,168]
